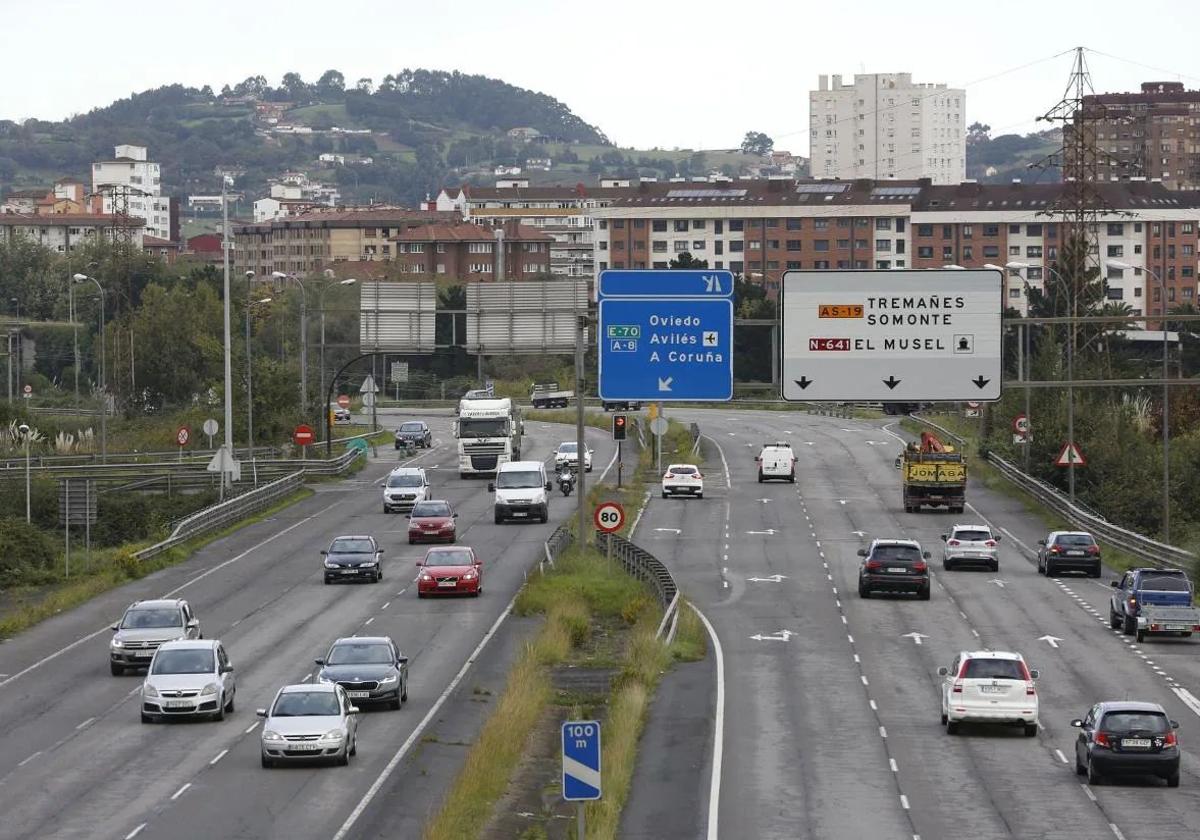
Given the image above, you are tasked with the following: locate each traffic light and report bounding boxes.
[612,414,628,441]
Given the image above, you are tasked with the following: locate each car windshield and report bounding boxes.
[954,530,991,542]
[272,691,341,717]
[327,643,394,665]
[1139,574,1190,592]
[668,465,696,475]
[412,502,451,517]
[496,470,542,489]
[425,549,474,567]
[387,474,423,487]
[1056,534,1095,546]
[458,418,507,438]
[400,423,424,432]
[330,539,374,554]
[152,649,215,675]
[962,658,1025,680]
[1102,711,1170,734]
[558,442,577,453]
[121,608,183,629]
[872,545,922,562]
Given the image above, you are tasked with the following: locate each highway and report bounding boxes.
[634,408,1200,840]
[0,413,615,840]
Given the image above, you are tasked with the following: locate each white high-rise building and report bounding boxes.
[810,73,965,185]
[92,144,173,240]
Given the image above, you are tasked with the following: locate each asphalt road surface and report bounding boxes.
[631,407,1200,840]
[0,415,614,840]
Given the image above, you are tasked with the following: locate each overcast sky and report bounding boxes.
[3,0,1198,155]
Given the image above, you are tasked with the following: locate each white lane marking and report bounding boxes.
[971,629,980,638]
[702,435,732,489]
[210,749,229,765]
[890,758,898,772]
[853,653,859,663]
[879,726,887,738]
[381,602,391,610]
[17,751,41,767]
[629,491,652,537]
[1,496,346,692]
[1111,825,1127,840]
[1082,784,1097,802]
[333,589,528,840]
[861,675,869,686]
[847,635,855,644]
[75,717,95,730]
[1055,749,1069,764]
[364,617,375,626]
[685,603,726,840]
[1172,686,1200,719]
[869,699,878,711]
[900,794,910,810]
[170,782,191,801]
[125,824,147,840]
[244,722,259,734]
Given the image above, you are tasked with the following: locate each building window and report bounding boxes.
[1009,288,1021,298]
[1106,244,1124,258]
[613,241,625,251]
[1027,224,1042,236]
[765,219,778,228]
[814,219,829,230]
[409,244,424,253]
[365,228,377,238]
[962,225,973,239]
[814,240,830,252]
[962,246,973,260]
[875,218,892,231]
[613,220,625,229]
[599,242,608,251]
[692,220,706,230]
[691,241,706,251]
[917,246,933,259]
[436,243,446,253]
[749,241,762,250]
[436,264,446,274]
[767,261,780,269]
[1026,245,1042,258]
[673,241,688,253]
[469,263,493,273]
[895,240,905,254]
[813,260,830,269]
[652,241,667,252]
[525,264,539,273]
[715,241,724,255]
[730,260,744,273]
[674,220,688,232]
[599,261,608,271]
[982,245,999,258]
[468,242,492,253]
[633,219,645,229]
[715,220,723,234]
[895,219,905,233]
[652,220,667,232]
[1027,267,1043,280]
[983,225,999,237]
[653,261,668,269]
[1009,224,1020,234]
[786,240,802,251]
[1009,245,1021,256]
[730,241,744,252]
[787,261,802,269]
[729,220,744,232]
[875,239,891,252]
[876,260,891,269]
[836,239,850,249]
[917,224,933,237]
[942,246,954,261]
[786,218,803,230]
[1107,223,1124,236]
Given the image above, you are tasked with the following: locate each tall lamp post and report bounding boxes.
[9,297,20,397]
[244,269,271,470]
[73,274,107,462]
[1108,258,1170,541]
[18,422,31,523]
[316,275,357,429]
[272,271,308,419]
[997,261,1035,472]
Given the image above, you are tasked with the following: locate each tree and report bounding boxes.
[967,122,992,145]
[355,77,374,94]
[281,72,311,103]
[669,253,708,270]
[740,131,774,156]
[317,69,346,94]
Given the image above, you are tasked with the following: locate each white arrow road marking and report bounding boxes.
[657,376,673,392]
[745,529,777,536]
[563,755,602,791]
[653,528,682,535]
[804,441,815,446]
[750,630,796,642]
[838,499,848,505]
[852,530,866,537]
[902,632,928,645]
[1038,635,1063,649]
[758,498,772,503]
[991,579,1007,588]
[785,430,794,434]
[747,574,788,583]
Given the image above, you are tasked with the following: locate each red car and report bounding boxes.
[407,500,458,544]
[416,546,482,598]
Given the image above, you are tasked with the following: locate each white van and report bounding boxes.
[756,443,796,483]
[489,460,551,524]
[382,467,430,513]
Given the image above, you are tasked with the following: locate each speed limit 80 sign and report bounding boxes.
[594,501,625,534]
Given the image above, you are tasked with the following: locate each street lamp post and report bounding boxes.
[18,422,31,523]
[244,269,271,479]
[272,271,308,419]
[1108,258,1170,541]
[316,276,357,431]
[1000,262,1035,472]
[73,274,106,462]
[9,298,19,398]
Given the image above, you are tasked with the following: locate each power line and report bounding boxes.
[1083,48,1200,88]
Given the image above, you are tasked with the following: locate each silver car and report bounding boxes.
[141,639,235,723]
[940,524,1001,572]
[110,599,202,675]
[258,683,359,768]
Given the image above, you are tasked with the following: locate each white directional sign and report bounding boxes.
[781,270,1003,402]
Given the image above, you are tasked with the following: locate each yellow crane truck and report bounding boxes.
[897,432,966,513]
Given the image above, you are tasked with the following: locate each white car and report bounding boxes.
[938,650,1040,737]
[940,524,1001,571]
[140,639,235,723]
[662,463,703,499]
[554,441,593,472]
[755,443,795,483]
[382,467,430,513]
[258,683,359,767]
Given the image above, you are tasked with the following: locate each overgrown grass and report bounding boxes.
[669,602,707,662]
[0,487,313,640]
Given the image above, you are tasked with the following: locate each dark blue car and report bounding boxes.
[1109,567,1194,638]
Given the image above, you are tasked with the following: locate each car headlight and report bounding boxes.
[363,559,378,566]
[143,683,159,697]
[317,674,334,684]
[324,559,338,568]
[323,728,346,741]
[111,638,124,649]
[421,573,433,581]
[262,730,283,741]
[201,683,218,696]
[463,571,476,580]
[378,674,398,685]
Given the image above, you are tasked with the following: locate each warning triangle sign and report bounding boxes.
[1055,442,1086,467]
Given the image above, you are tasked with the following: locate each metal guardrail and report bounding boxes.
[905,413,1195,570]
[541,522,572,574]
[595,531,679,612]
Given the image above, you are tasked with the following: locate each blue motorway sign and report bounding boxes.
[562,719,602,801]
[597,270,735,402]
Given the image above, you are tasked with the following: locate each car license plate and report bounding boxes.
[1122,738,1151,749]
[979,685,1004,694]
[1067,550,1084,556]
[288,743,321,751]
[512,512,528,518]
[1166,624,1189,631]
[165,699,193,708]
[346,691,370,698]
[887,567,907,574]
[438,580,457,588]
[341,569,356,574]
[135,651,154,658]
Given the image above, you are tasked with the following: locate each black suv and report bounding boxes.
[395,420,432,449]
[1037,531,1101,577]
[1072,701,1181,787]
[858,539,931,600]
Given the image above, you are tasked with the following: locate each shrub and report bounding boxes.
[0,516,58,587]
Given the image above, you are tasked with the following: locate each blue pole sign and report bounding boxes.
[562,719,602,801]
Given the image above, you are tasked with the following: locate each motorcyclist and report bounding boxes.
[557,463,577,495]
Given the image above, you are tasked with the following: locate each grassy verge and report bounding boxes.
[0,487,313,640]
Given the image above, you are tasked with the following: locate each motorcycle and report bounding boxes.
[557,466,577,496]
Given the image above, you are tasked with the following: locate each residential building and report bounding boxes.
[142,235,182,262]
[183,233,224,266]
[91,144,174,240]
[810,73,966,184]
[391,219,553,281]
[1073,81,1200,190]
[232,208,459,276]
[253,196,323,223]
[1,189,48,214]
[0,213,145,251]
[590,177,1200,317]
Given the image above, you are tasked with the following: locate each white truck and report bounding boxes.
[454,397,523,477]
[530,382,573,409]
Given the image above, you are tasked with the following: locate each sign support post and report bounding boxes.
[578,804,586,840]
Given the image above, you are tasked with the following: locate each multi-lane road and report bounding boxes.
[0,413,615,840]
[633,408,1200,840]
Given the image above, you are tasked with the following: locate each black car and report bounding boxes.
[1073,701,1181,787]
[1037,531,1101,577]
[315,636,409,710]
[322,535,384,584]
[395,420,432,449]
[858,539,931,599]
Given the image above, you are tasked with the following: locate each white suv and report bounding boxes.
[755,443,795,483]
[938,650,1040,737]
[382,467,430,513]
[554,441,593,472]
[940,524,1001,571]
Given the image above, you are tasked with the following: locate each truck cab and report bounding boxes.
[454,397,522,477]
